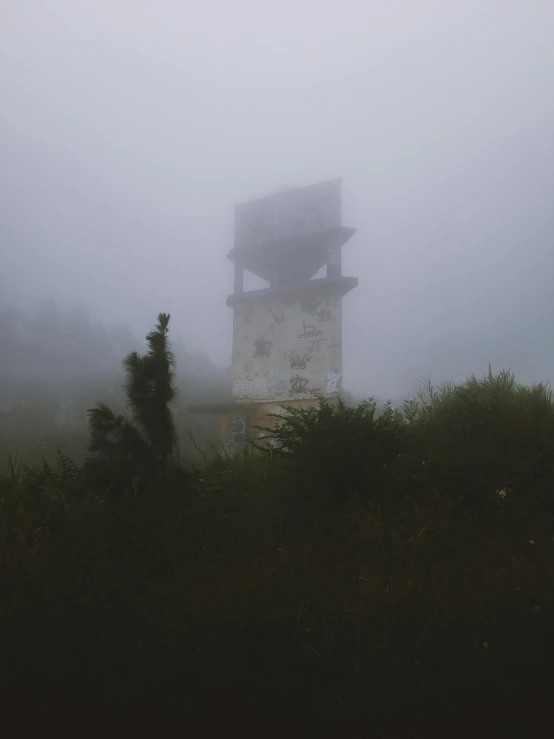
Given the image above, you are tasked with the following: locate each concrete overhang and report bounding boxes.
[226,275,358,308]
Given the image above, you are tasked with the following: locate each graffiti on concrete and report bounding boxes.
[325,369,342,395]
[254,337,272,358]
[231,292,341,401]
[290,375,310,395]
[228,414,247,447]
[301,295,333,321]
[290,375,309,394]
[309,338,326,352]
[289,378,323,398]
[269,307,286,330]
[289,351,313,370]
[297,320,323,339]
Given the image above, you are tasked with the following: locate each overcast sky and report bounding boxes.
[1,0,553,398]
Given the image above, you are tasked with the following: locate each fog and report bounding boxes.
[1,0,553,401]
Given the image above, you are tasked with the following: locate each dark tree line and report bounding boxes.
[0,300,136,378]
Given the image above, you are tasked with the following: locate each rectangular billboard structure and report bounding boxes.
[234,178,342,250]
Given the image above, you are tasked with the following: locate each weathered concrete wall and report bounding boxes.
[218,397,339,454]
[231,286,342,402]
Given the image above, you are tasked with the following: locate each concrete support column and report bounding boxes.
[234,262,244,294]
[327,246,342,280]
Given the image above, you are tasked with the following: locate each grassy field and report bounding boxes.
[1,368,554,738]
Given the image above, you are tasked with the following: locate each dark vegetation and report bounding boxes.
[1,310,554,737]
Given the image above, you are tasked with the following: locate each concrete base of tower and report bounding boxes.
[186,396,340,454]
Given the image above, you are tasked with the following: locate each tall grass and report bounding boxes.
[1,368,554,737]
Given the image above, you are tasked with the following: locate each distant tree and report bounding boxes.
[84,313,179,495]
[0,302,141,379]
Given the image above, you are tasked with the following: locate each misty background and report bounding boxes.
[1,0,553,419]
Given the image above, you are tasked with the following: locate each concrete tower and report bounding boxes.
[188,178,358,452]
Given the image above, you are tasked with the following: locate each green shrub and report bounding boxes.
[3,367,554,734]
[260,368,554,513]
[411,367,554,510]
[0,451,88,573]
[2,447,554,735]
[256,398,408,505]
